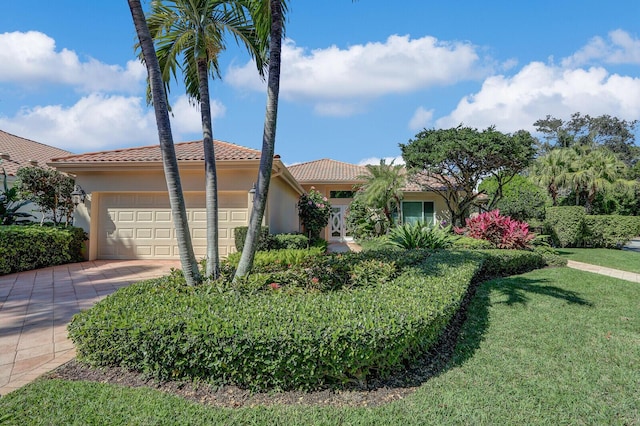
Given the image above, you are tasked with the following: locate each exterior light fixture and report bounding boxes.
[71,184,86,206]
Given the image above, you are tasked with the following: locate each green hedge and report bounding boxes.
[544,206,586,247]
[545,207,640,248]
[0,225,87,275]
[233,226,271,252]
[233,227,310,252]
[583,215,640,248]
[69,248,553,391]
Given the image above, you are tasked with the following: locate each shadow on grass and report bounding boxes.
[366,267,593,391]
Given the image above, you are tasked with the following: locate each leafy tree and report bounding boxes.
[534,112,639,166]
[128,0,201,286]
[234,0,287,279]
[400,126,536,226]
[0,168,32,225]
[355,159,405,226]
[591,179,640,216]
[345,196,388,239]
[298,187,331,243]
[478,174,549,222]
[16,167,74,225]
[145,0,265,279]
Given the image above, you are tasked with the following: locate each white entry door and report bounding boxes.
[329,206,347,242]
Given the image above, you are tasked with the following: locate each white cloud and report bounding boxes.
[358,156,404,166]
[0,31,145,93]
[408,107,434,131]
[0,93,227,153]
[562,29,640,67]
[435,62,640,133]
[226,35,488,116]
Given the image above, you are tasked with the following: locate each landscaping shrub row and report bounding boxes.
[0,225,86,275]
[233,226,310,252]
[68,248,558,391]
[545,206,640,248]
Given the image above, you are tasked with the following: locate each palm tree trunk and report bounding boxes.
[234,0,283,279]
[128,0,201,286]
[197,59,220,279]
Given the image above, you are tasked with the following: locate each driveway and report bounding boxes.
[0,259,180,396]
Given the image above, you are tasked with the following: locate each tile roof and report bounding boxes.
[0,130,73,176]
[403,170,452,192]
[288,158,369,182]
[51,140,263,164]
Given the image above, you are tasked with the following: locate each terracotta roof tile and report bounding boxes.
[404,170,451,191]
[288,159,369,182]
[0,130,73,176]
[51,140,262,164]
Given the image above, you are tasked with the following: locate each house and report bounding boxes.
[51,141,303,260]
[0,129,74,221]
[288,159,451,242]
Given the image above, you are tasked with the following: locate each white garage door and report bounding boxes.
[98,193,248,260]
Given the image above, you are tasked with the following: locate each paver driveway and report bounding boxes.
[0,259,180,396]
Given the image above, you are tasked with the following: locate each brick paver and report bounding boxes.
[0,260,179,396]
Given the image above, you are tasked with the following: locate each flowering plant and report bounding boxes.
[298,187,332,241]
[454,209,535,249]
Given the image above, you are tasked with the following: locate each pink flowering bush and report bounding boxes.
[298,187,332,241]
[454,210,535,249]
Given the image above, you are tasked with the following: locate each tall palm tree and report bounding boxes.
[145,0,266,279]
[234,0,286,279]
[356,159,406,226]
[530,148,575,206]
[128,0,201,286]
[569,148,626,212]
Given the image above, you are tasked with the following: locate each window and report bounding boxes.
[330,190,355,199]
[402,201,435,225]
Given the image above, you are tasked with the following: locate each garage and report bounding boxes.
[97,192,248,260]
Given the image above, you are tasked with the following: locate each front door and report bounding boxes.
[329,206,347,242]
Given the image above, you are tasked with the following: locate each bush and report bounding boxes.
[269,233,309,250]
[233,226,271,252]
[455,210,535,249]
[0,225,87,275]
[582,215,640,248]
[225,247,325,274]
[544,206,586,247]
[451,235,493,250]
[298,188,331,242]
[68,248,552,392]
[388,221,457,249]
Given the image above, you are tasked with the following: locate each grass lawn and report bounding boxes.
[557,247,640,274]
[1,266,638,425]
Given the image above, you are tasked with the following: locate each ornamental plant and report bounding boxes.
[298,187,331,242]
[454,209,535,249]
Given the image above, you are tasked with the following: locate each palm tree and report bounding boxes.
[145,0,266,279]
[569,148,626,212]
[128,0,201,286]
[234,0,286,280]
[356,159,406,226]
[530,148,575,206]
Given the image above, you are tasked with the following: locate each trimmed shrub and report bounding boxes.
[269,233,309,250]
[0,225,87,275]
[225,247,325,274]
[450,235,494,250]
[544,206,586,247]
[583,215,640,248]
[233,226,271,252]
[68,248,552,392]
[455,210,535,249]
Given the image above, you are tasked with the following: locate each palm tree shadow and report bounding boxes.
[362,269,593,391]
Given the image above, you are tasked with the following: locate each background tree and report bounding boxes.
[355,159,405,227]
[529,148,576,206]
[0,168,32,225]
[478,174,549,222]
[534,112,639,166]
[16,167,74,225]
[400,126,536,226]
[145,0,265,279]
[128,0,201,286]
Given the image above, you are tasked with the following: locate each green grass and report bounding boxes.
[557,247,640,273]
[1,267,638,425]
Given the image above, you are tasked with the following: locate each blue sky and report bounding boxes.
[0,1,639,165]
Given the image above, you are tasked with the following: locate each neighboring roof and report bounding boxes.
[50,140,263,164]
[0,129,73,176]
[288,158,368,183]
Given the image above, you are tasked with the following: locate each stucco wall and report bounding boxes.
[268,177,301,234]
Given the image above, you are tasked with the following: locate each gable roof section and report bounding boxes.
[50,140,262,164]
[404,170,453,192]
[0,129,73,176]
[288,158,368,183]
